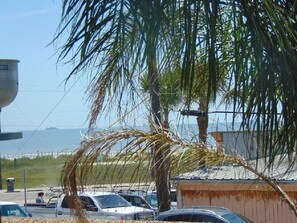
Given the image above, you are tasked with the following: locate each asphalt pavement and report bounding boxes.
[0,186,51,206]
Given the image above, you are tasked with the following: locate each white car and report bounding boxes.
[0,201,31,217]
[27,191,155,220]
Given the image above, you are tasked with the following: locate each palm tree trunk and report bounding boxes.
[197,100,208,144]
[147,35,171,212]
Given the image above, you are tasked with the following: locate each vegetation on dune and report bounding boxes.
[0,155,153,189]
[1,156,67,188]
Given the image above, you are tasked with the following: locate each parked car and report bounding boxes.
[155,206,254,223]
[0,201,31,217]
[118,190,158,211]
[117,189,176,212]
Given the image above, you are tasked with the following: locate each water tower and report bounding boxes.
[0,59,22,140]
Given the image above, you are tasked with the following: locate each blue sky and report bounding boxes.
[0,0,92,131]
[0,0,176,132]
[0,0,160,132]
[0,0,237,133]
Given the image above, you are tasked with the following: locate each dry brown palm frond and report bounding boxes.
[61,127,297,221]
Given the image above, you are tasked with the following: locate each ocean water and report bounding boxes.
[0,122,239,158]
[0,128,88,157]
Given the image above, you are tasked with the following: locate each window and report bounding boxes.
[144,194,158,208]
[0,205,27,217]
[61,196,74,208]
[61,196,95,209]
[130,196,149,208]
[79,196,95,209]
[94,194,131,209]
[222,213,249,223]
[164,214,224,223]
[170,191,177,202]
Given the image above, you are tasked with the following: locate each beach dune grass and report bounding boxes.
[1,155,152,189]
[1,155,68,189]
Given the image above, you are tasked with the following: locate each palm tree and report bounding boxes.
[182,57,229,144]
[179,1,297,165]
[140,68,181,129]
[55,0,297,220]
[55,0,185,212]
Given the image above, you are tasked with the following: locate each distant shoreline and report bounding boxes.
[45,127,59,130]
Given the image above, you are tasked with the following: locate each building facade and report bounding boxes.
[172,159,297,223]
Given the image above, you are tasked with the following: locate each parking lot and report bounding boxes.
[0,182,155,207]
[0,186,50,206]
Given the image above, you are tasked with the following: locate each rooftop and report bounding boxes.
[172,154,297,183]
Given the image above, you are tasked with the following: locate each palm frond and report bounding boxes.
[61,127,297,220]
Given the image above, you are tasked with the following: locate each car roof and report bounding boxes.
[191,206,231,215]
[156,207,253,223]
[77,191,116,196]
[156,208,223,221]
[158,207,231,217]
[117,189,156,196]
[0,201,19,205]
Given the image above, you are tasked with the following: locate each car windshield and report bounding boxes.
[94,194,132,209]
[144,194,158,208]
[221,213,252,223]
[0,204,28,217]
